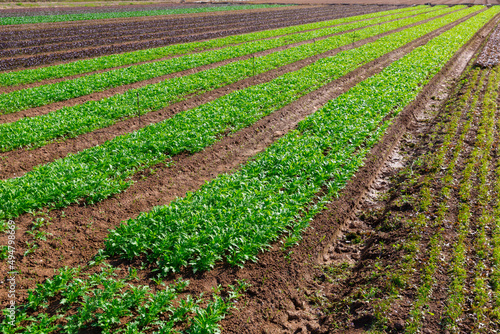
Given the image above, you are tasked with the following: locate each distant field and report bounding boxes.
[1,3,500,333]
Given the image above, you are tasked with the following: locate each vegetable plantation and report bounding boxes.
[1,2,500,333]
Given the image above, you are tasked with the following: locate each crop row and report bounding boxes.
[359,60,482,330]
[0,7,446,116]
[442,67,499,332]
[0,265,247,333]
[0,6,481,220]
[0,6,425,86]
[0,12,359,59]
[405,70,489,333]
[0,4,286,25]
[0,6,471,153]
[102,6,500,274]
[491,72,500,321]
[404,72,484,332]
[1,6,385,48]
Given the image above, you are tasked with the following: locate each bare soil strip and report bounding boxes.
[0,9,468,181]
[0,7,487,307]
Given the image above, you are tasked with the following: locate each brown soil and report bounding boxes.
[0,5,493,321]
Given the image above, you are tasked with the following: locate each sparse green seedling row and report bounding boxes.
[0,265,248,333]
[0,6,427,87]
[488,65,500,325]
[0,6,472,153]
[360,44,485,332]
[470,66,500,332]
[442,67,494,332]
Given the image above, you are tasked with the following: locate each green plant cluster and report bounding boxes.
[0,5,466,152]
[103,6,499,274]
[0,6,427,86]
[1,265,247,333]
[0,4,287,25]
[0,6,439,114]
[0,6,480,221]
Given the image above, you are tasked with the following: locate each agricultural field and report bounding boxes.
[1,2,500,333]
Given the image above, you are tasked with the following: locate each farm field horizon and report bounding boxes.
[1,2,500,333]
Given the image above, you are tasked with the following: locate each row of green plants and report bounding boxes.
[491,67,500,321]
[0,6,427,86]
[0,6,484,221]
[404,73,483,332]
[441,68,491,332]
[0,6,469,152]
[405,65,495,333]
[102,6,500,274]
[1,263,248,333]
[470,66,499,332]
[0,4,286,25]
[0,6,441,114]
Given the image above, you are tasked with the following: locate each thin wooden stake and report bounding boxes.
[137,91,141,125]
